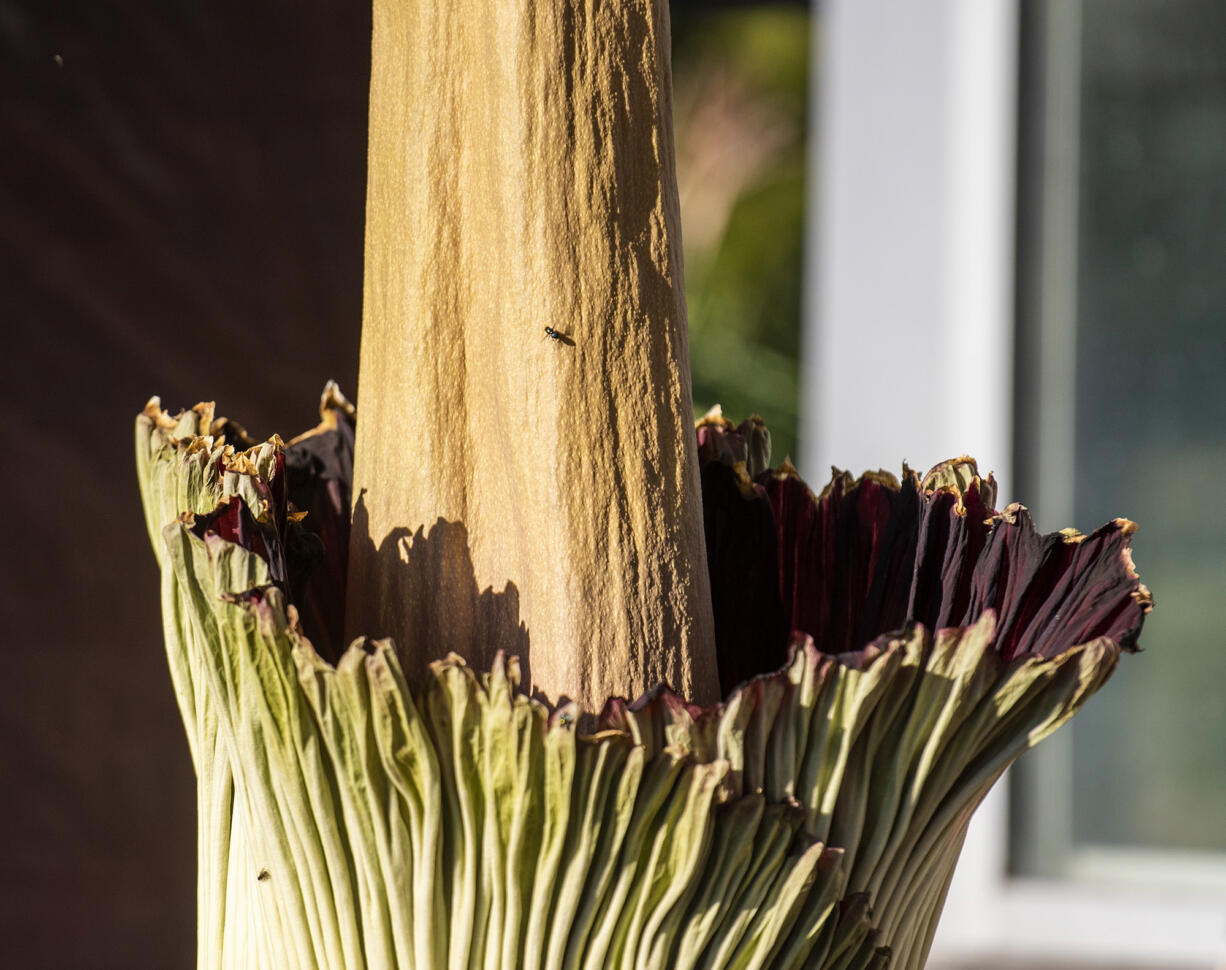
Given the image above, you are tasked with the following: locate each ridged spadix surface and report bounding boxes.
[348,0,719,710]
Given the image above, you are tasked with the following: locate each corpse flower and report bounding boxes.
[136,389,1149,970]
[137,2,1151,966]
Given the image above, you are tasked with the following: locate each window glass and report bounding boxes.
[1071,0,1226,856]
[1016,0,1226,867]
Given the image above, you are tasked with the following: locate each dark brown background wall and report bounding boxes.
[0,3,369,966]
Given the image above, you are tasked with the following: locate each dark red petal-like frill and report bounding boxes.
[754,460,1151,666]
[284,384,355,660]
[761,466,927,660]
[695,412,788,692]
[966,509,1150,661]
[699,460,788,695]
[697,423,1151,686]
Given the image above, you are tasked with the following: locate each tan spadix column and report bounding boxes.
[345,0,719,710]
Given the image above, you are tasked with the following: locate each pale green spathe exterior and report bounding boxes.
[137,401,1120,969]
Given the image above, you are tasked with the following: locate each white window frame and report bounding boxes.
[802,0,1226,965]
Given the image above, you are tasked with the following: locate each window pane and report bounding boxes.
[1024,0,1226,861]
[1071,0,1226,855]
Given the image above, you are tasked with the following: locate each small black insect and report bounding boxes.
[543,327,575,346]
[257,869,270,882]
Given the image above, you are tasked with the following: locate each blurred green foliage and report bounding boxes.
[672,4,810,463]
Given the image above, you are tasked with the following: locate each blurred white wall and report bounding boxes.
[801,0,1017,498]
[802,0,1019,961]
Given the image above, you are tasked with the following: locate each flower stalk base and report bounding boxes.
[137,393,1148,970]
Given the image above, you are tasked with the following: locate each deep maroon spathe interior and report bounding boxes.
[202,396,1150,695]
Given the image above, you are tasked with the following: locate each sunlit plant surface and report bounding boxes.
[137,389,1149,970]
